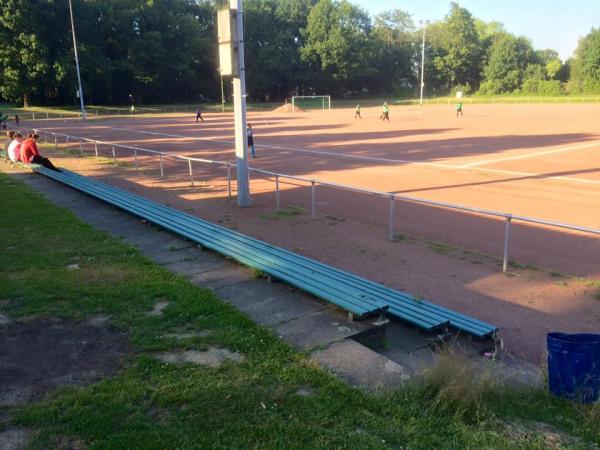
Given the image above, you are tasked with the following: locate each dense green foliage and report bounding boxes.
[0,0,598,106]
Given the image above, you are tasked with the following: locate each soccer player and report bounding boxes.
[195,107,205,123]
[247,124,256,158]
[456,101,463,118]
[355,104,361,119]
[380,102,390,121]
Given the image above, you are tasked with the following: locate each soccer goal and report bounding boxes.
[291,95,331,112]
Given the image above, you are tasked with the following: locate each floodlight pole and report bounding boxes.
[231,0,251,207]
[68,0,86,120]
[419,20,429,106]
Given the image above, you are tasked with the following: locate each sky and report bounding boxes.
[352,0,600,61]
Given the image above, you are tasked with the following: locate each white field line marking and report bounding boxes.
[41,124,600,186]
[105,125,461,170]
[460,141,600,168]
[110,126,600,185]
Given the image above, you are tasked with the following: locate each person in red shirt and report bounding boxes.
[18,133,60,172]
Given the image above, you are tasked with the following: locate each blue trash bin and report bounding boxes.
[547,333,600,403]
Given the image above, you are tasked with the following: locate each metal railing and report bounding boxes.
[34,128,600,273]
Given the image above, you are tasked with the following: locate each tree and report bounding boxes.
[480,34,534,94]
[432,3,483,90]
[371,9,416,94]
[570,28,600,93]
[0,0,69,106]
[301,0,375,95]
[244,0,314,100]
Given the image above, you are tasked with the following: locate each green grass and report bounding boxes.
[262,205,307,219]
[1,171,599,449]
[427,242,453,255]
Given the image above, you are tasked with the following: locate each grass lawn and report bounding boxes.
[0,171,598,449]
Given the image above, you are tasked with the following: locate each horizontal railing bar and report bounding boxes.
[35,129,600,237]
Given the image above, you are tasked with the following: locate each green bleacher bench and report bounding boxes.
[35,167,499,339]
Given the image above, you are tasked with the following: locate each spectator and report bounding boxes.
[18,133,61,172]
[7,133,23,162]
[4,130,14,161]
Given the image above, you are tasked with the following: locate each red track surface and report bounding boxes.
[35,104,600,277]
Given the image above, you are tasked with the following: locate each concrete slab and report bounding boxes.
[164,257,227,278]
[379,322,436,356]
[189,266,254,290]
[312,339,414,388]
[274,309,370,351]
[215,280,325,327]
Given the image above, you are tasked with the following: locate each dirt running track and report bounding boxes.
[32,104,600,277]
[17,103,600,363]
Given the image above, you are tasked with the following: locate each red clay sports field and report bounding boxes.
[32,103,600,278]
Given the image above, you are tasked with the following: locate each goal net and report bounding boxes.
[291,95,331,112]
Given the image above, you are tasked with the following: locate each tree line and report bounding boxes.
[1,0,599,107]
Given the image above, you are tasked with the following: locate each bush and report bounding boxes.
[521,79,563,96]
[451,83,472,96]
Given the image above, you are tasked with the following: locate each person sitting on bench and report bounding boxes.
[7,133,23,162]
[3,130,14,161]
[18,133,61,172]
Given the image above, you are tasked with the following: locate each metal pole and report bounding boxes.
[389,195,395,241]
[111,146,116,164]
[275,175,280,210]
[79,139,83,156]
[188,159,194,187]
[502,214,512,273]
[134,149,138,170]
[159,154,164,178]
[54,135,57,149]
[311,181,316,219]
[220,69,226,113]
[94,142,99,162]
[231,0,251,207]
[68,0,86,120]
[227,164,232,198]
[419,20,428,106]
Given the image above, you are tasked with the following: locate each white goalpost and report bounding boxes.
[291,95,331,112]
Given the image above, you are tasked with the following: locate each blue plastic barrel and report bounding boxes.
[547,333,600,403]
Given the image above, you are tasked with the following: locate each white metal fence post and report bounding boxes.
[311,181,316,219]
[275,175,280,210]
[503,214,513,273]
[134,149,138,170]
[94,142,99,162]
[227,165,232,198]
[79,139,83,156]
[111,146,116,164]
[188,159,194,187]
[159,154,164,178]
[389,195,395,241]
